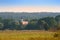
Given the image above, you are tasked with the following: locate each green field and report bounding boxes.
[0,30,60,40]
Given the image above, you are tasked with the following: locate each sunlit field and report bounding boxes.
[0,30,60,40]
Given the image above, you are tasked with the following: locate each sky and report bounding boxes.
[0,0,60,12]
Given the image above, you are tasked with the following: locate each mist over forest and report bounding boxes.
[0,12,60,19]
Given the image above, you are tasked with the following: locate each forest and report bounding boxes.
[0,13,60,31]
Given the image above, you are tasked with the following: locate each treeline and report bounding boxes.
[0,15,60,31]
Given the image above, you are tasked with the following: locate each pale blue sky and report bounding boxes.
[0,0,60,12]
[0,0,60,7]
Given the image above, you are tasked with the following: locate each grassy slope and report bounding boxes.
[0,30,59,40]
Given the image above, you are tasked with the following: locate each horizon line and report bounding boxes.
[0,11,60,13]
[0,6,60,12]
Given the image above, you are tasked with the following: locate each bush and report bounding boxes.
[54,33,58,37]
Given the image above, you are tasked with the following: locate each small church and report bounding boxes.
[20,19,29,25]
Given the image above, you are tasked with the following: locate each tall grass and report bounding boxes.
[0,30,59,40]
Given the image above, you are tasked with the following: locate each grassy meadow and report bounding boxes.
[0,30,60,40]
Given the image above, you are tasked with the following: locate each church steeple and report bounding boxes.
[20,17,24,22]
[21,19,23,22]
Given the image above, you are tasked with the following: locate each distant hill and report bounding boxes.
[0,12,60,19]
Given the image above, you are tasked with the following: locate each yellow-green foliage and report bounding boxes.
[0,30,60,40]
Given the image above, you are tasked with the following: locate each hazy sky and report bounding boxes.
[0,0,60,12]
